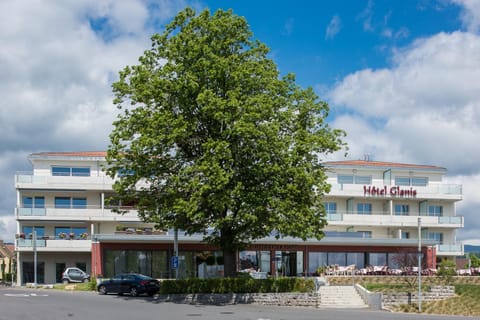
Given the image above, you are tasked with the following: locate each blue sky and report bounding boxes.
[0,0,479,244]
[202,1,462,92]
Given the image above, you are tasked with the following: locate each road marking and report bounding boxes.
[4,293,49,297]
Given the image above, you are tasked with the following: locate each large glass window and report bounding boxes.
[346,252,365,268]
[369,253,387,266]
[337,175,354,184]
[52,167,71,176]
[55,197,71,208]
[395,176,428,186]
[428,205,443,217]
[72,167,90,176]
[323,202,337,214]
[357,203,372,215]
[426,232,443,244]
[52,166,90,177]
[328,252,346,266]
[412,177,428,186]
[72,198,87,209]
[22,226,45,238]
[23,196,45,208]
[354,175,372,184]
[239,251,270,273]
[395,204,409,216]
[308,252,327,273]
[55,197,87,209]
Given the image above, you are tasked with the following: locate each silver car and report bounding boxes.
[61,267,90,284]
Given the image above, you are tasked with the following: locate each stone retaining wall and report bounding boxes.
[156,292,320,307]
[382,286,455,307]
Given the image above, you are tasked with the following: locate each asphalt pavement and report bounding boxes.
[0,286,476,320]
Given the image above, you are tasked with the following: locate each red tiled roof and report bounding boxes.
[324,160,445,171]
[30,151,108,157]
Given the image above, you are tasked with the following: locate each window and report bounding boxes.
[401,231,410,239]
[426,232,443,244]
[52,167,71,176]
[411,177,428,186]
[55,197,87,209]
[55,227,87,239]
[323,202,337,214]
[395,176,428,186]
[23,196,45,208]
[357,203,372,215]
[338,175,354,184]
[52,166,90,177]
[395,204,409,216]
[395,177,410,186]
[428,205,443,217]
[72,198,87,209]
[337,175,371,184]
[354,175,372,184]
[22,226,45,239]
[357,231,372,238]
[72,167,90,176]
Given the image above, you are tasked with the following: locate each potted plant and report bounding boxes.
[69,232,75,239]
[17,233,26,239]
[58,232,67,239]
[80,232,88,240]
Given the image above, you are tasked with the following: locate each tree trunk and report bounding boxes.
[222,249,237,277]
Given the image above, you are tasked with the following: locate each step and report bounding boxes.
[318,285,369,308]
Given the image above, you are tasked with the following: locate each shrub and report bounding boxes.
[159,277,314,294]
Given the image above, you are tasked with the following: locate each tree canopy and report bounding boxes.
[106,7,346,277]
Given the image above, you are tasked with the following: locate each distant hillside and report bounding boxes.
[464,245,480,253]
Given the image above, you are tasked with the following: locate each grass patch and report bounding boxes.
[391,284,480,316]
[53,283,93,291]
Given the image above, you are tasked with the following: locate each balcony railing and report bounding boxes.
[328,183,462,199]
[16,238,92,250]
[326,211,463,227]
[16,205,140,220]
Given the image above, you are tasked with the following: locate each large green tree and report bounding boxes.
[106,8,346,277]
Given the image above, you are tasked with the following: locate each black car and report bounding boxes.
[97,273,160,297]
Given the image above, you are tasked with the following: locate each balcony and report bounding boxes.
[16,205,141,222]
[16,238,92,252]
[16,172,114,190]
[326,212,463,228]
[328,183,462,200]
[436,243,464,256]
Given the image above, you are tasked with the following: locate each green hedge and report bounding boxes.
[159,276,315,294]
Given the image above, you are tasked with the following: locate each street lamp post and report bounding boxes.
[33,229,37,289]
[418,217,422,313]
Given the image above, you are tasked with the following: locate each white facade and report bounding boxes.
[14,152,463,284]
[322,160,463,257]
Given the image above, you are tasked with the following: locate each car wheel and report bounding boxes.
[83,278,89,283]
[130,287,138,297]
[147,292,155,297]
[62,279,69,285]
[98,285,107,295]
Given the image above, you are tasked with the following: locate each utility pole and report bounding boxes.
[33,229,37,289]
[418,217,422,313]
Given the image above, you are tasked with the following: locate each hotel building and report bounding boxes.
[14,152,463,284]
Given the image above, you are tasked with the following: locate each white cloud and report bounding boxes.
[452,0,480,33]
[328,30,480,241]
[0,0,199,242]
[325,15,342,40]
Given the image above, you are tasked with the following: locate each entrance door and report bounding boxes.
[22,262,45,284]
[276,251,297,276]
[56,263,66,283]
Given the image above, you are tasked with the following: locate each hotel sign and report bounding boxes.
[364,185,417,197]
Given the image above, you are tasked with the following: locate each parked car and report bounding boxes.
[61,267,90,284]
[97,273,160,297]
